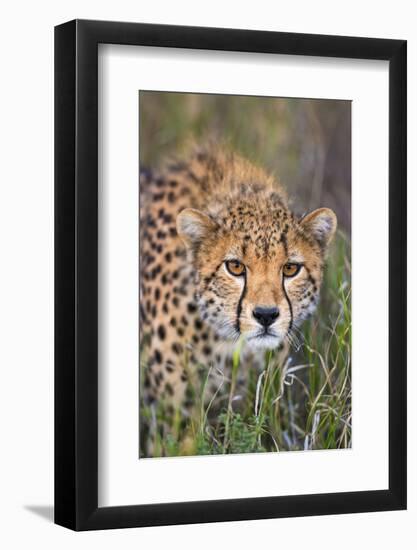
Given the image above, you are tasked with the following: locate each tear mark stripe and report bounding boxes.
[235,271,247,334]
[281,275,293,334]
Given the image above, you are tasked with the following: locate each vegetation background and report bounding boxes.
[139,92,351,457]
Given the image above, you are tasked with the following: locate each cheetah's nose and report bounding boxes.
[252,306,279,328]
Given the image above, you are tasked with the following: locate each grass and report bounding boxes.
[140,231,351,457]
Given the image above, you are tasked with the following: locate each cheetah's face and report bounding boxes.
[177,203,337,350]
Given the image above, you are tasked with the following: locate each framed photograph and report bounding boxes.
[55,19,407,530]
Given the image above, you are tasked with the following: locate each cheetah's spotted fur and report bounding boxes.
[140,146,337,408]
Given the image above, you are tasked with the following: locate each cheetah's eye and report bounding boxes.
[225,259,246,277]
[283,263,302,278]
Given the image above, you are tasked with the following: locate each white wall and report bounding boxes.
[0,1,414,548]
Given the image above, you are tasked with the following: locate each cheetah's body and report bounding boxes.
[140,147,336,408]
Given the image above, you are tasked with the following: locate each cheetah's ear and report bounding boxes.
[176,208,217,248]
[300,208,337,248]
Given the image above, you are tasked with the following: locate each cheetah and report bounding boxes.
[139,145,337,412]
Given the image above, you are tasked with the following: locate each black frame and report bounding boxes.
[55,19,407,531]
